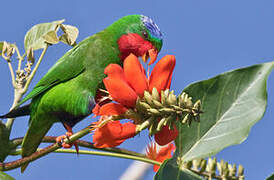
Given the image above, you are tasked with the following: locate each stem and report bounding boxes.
[6,46,48,133]
[0,127,154,171]
[5,91,23,132]
[22,45,48,94]
[7,62,16,88]
[9,136,146,158]
[10,148,161,166]
[14,46,25,72]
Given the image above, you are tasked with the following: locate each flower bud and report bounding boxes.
[237,165,244,176]
[161,90,167,104]
[144,91,153,105]
[147,108,161,115]
[151,87,160,101]
[200,159,207,173]
[156,117,167,131]
[136,101,151,112]
[152,99,164,108]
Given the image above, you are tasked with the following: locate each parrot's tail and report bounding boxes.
[0,104,31,118]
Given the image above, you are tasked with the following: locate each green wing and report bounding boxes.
[18,38,92,107]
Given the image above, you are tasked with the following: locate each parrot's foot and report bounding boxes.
[56,131,74,148]
[57,123,79,154]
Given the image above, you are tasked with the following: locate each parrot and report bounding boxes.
[1,14,163,172]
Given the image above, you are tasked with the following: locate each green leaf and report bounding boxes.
[154,158,204,180]
[267,174,274,180]
[0,171,15,180]
[24,19,64,51]
[0,121,10,162]
[176,62,274,162]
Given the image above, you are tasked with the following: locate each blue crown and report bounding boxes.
[141,15,163,39]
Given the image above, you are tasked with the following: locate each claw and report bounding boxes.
[56,134,72,148]
[56,123,79,154]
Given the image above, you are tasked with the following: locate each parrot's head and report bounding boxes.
[114,15,163,65]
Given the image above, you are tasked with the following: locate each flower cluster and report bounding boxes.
[92,53,177,148]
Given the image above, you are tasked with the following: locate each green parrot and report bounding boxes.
[1,14,163,172]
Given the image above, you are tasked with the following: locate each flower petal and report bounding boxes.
[95,103,128,116]
[124,54,148,97]
[93,121,136,148]
[153,143,175,172]
[92,104,101,116]
[118,122,137,140]
[104,64,138,107]
[146,142,157,160]
[154,125,178,146]
[104,64,125,79]
[149,55,176,93]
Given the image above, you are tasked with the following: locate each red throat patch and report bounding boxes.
[117,33,155,60]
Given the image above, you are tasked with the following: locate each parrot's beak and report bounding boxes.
[142,48,158,65]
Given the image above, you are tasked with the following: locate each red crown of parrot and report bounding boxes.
[117,33,158,65]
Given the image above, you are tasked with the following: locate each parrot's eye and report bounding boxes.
[141,15,163,40]
[142,31,148,39]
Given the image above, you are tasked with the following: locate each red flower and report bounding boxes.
[93,120,136,148]
[154,125,179,146]
[146,142,175,172]
[92,53,177,147]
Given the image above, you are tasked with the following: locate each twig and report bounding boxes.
[22,45,48,94]
[14,46,25,72]
[0,127,156,171]
[5,46,48,133]
[10,148,160,167]
[0,127,90,171]
[7,62,16,88]
[9,136,146,158]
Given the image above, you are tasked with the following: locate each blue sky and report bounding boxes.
[0,0,274,179]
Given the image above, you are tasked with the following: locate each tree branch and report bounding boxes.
[9,148,160,167]
[22,45,48,94]
[9,136,146,158]
[0,127,89,171]
[0,127,155,171]
[7,62,16,88]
